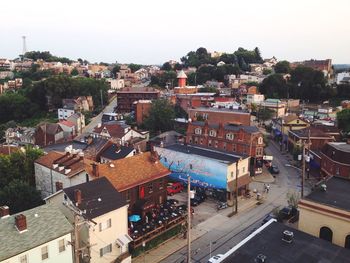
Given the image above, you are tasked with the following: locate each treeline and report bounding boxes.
[0,76,109,125]
[152,47,262,87]
[0,147,44,213]
[24,51,72,64]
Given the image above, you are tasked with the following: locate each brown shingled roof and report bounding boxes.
[100,152,170,191]
[93,123,129,138]
[35,151,96,178]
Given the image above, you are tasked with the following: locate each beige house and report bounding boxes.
[45,177,132,263]
[298,177,350,248]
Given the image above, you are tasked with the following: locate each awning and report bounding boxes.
[116,234,133,247]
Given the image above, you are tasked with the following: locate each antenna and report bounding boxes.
[22,36,27,60]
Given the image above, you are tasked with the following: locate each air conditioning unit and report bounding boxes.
[255,254,267,263]
[282,230,294,243]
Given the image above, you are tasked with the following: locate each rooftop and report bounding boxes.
[289,127,333,139]
[93,123,130,138]
[0,204,73,261]
[163,144,242,164]
[321,142,350,165]
[100,152,170,191]
[100,144,135,161]
[222,221,350,263]
[63,177,126,219]
[189,107,249,114]
[305,176,350,212]
[116,87,159,93]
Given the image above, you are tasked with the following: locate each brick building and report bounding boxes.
[100,151,170,219]
[320,142,350,178]
[134,100,152,125]
[34,123,64,147]
[116,87,160,113]
[186,121,264,173]
[171,93,216,112]
[188,107,251,126]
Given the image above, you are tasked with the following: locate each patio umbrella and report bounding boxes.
[128,214,141,222]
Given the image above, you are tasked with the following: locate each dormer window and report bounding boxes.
[258,137,263,145]
[209,130,217,137]
[195,128,202,135]
[226,133,234,140]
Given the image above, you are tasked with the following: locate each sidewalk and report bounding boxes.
[132,198,258,263]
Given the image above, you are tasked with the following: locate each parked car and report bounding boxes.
[167,182,184,195]
[208,254,224,263]
[278,206,298,221]
[190,195,203,206]
[269,165,280,175]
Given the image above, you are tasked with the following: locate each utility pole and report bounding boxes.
[187,175,191,263]
[301,139,306,198]
[100,89,103,108]
[234,160,239,214]
[307,127,311,179]
[74,214,80,263]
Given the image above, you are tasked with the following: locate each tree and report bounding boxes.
[161,62,172,71]
[337,109,350,134]
[258,107,274,122]
[0,180,43,214]
[71,68,79,76]
[144,99,175,135]
[263,68,272,75]
[254,47,263,63]
[128,64,142,73]
[259,74,288,98]
[274,61,291,74]
[112,65,121,76]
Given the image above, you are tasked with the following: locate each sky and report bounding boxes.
[1,0,349,65]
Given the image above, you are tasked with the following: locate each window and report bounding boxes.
[208,140,212,147]
[243,167,245,173]
[148,183,153,193]
[233,144,236,152]
[203,113,208,120]
[231,171,234,178]
[223,142,227,150]
[99,219,112,231]
[100,244,112,257]
[195,128,202,135]
[20,255,28,263]
[190,164,193,169]
[319,227,333,242]
[209,130,216,137]
[41,246,49,260]
[336,167,340,175]
[345,235,350,249]
[59,239,66,253]
[125,190,131,201]
[258,137,263,145]
[226,133,234,140]
[159,180,164,189]
[164,157,167,163]
[55,181,63,191]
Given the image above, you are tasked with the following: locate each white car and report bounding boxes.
[208,254,224,263]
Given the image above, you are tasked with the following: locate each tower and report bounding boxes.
[177,70,187,88]
[22,36,27,60]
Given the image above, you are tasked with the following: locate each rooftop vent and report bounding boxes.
[255,254,267,263]
[64,168,72,174]
[52,163,59,169]
[321,184,327,192]
[58,165,65,171]
[282,230,294,243]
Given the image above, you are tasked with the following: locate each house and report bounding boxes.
[107,78,125,90]
[154,144,251,205]
[100,144,136,163]
[67,112,85,135]
[45,177,132,263]
[272,114,309,150]
[188,107,251,126]
[62,96,94,112]
[116,87,160,113]
[92,122,147,144]
[59,120,76,140]
[259,99,286,117]
[34,151,97,198]
[320,141,350,178]
[134,100,152,125]
[217,220,350,263]
[149,131,184,148]
[0,204,73,263]
[34,123,64,147]
[99,151,170,219]
[101,113,124,123]
[299,176,350,248]
[246,94,264,105]
[291,59,333,79]
[0,145,20,155]
[171,93,216,112]
[186,121,264,174]
[58,107,75,120]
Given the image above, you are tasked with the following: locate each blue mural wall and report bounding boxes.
[155,147,229,189]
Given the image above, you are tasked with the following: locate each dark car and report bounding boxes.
[278,206,298,221]
[262,213,277,225]
[190,196,202,206]
[269,165,280,175]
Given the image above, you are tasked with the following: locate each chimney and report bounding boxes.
[0,205,10,218]
[15,214,27,232]
[74,189,82,206]
[92,163,99,177]
[150,150,159,163]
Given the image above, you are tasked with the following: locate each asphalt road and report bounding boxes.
[161,139,311,263]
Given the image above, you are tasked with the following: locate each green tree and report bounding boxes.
[144,99,175,135]
[71,68,79,76]
[337,109,350,133]
[259,74,288,98]
[161,62,172,71]
[112,65,121,76]
[0,180,43,214]
[263,68,272,75]
[258,107,274,122]
[128,64,143,73]
[274,61,291,74]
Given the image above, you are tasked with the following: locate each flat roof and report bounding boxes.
[189,107,249,114]
[222,221,350,263]
[305,176,350,212]
[163,144,243,164]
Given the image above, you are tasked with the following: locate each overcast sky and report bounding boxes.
[1,0,349,65]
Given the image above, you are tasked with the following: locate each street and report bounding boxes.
[160,139,312,263]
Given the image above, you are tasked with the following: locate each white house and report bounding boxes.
[246,94,265,104]
[58,108,75,120]
[107,78,125,90]
[34,151,97,198]
[45,177,132,263]
[0,204,73,263]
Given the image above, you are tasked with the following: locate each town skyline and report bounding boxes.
[1,0,350,64]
